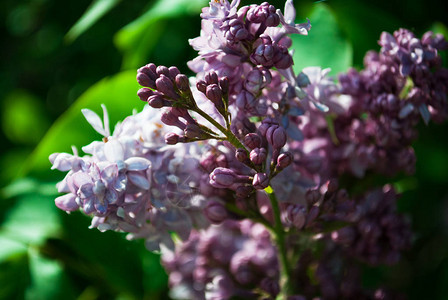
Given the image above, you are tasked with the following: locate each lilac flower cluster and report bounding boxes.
[50,0,448,299]
[291,29,448,180]
[162,220,279,300]
[50,105,209,251]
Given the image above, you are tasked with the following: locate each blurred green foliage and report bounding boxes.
[0,0,447,299]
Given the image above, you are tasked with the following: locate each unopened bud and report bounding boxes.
[156,65,170,77]
[184,123,203,139]
[204,200,228,224]
[245,68,263,94]
[205,72,219,85]
[305,189,321,206]
[205,84,223,105]
[165,132,180,145]
[147,94,166,108]
[175,74,190,92]
[258,117,279,136]
[156,75,178,99]
[196,80,207,93]
[235,148,248,162]
[161,111,186,129]
[266,125,287,149]
[137,88,153,102]
[168,66,180,80]
[277,152,293,169]
[219,77,229,94]
[253,173,269,190]
[136,73,156,89]
[250,148,267,165]
[244,133,262,149]
[209,167,239,189]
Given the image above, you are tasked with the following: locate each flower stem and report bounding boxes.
[265,185,292,299]
[194,107,247,150]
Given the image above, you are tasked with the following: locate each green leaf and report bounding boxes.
[328,0,402,67]
[0,253,30,300]
[25,248,76,300]
[0,183,60,246]
[1,90,50,145]
[24,70,145,177]
[291,3,353,76]
[65,0,122,43]
[114,0,207,69]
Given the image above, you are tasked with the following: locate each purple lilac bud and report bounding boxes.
[219,77,229,94]
[244,133,262,149]
[156,65,170,77]
[258,117,279,136]
[266,125,287,149]
[282,204,306,229]
[165,132,181,145]
[137,88,153,102]
[247,3,280,27]
[204,200,228,224]
[250,37,275,67]
[210,167,250,189]
[250,148,267,165]
[244,68,264,94]
[196,80,207,93]
[161,110,186,130]
[276,152,293,169]
[168,66,180,79]
[224,18,249,42]
[235,148,248,162]
[147,94,168,108]
[236,90,257,113]
[136,63,157,89]
[175,74,190,92]
[184,123,204,139]
[253,173,269,190]
[273,45,293,69]
[206,83,223,105]
[156,75,179,100]
[205,71,219,85]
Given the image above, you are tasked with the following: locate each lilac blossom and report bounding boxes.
[50,105,209,251]
[49,0,448,298]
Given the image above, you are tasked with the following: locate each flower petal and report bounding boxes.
[55,194,79,211]
[128,172,151,190]
[125,157,151,171]
[82,108,107,136]
[104,139,124,162]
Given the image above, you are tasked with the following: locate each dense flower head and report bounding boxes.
[162,219,279,300]
[49,0,448,299]
[50,105,209,251]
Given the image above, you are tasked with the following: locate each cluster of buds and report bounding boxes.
[49,0,448,299]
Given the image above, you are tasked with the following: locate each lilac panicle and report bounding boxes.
[50,105,210,251]
[162,220,279,299]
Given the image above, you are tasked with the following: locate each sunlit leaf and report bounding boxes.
[1,90,50,145]
[291,4,353,76]
[25,248,76,300]
[65,0,122,43]
[114,0,207,69]
[0,186,60,246]
[24,70,145,177]
[328,0,402,67]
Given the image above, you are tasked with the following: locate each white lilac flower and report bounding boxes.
[50,104,207,251]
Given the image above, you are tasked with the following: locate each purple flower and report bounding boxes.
[277,0,311,36]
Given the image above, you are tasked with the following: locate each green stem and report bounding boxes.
[194,107,247,151]
[265,185,292,299]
